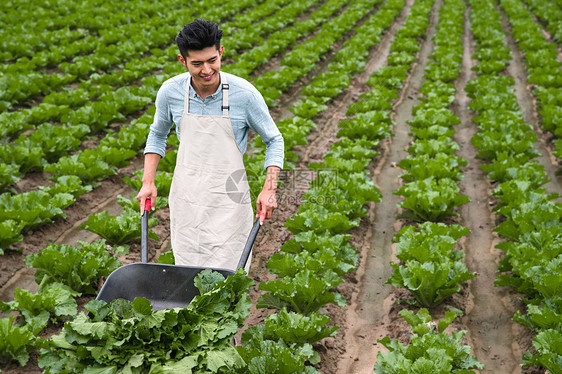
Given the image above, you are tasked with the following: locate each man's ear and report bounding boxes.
[178,54,187,68]
[219,45,223,58]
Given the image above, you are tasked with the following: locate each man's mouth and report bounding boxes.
[201,73,214,81]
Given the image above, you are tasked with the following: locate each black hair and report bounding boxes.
[176,19,223,58]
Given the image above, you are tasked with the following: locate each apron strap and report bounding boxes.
[184,77,191,112]
[221,74,229,116]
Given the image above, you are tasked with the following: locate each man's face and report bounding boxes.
[178,45,223,94]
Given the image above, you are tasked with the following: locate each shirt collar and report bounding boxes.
[189,72,223,100]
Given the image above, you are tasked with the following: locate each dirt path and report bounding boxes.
[338,0,441,371]
[455,6,523,373]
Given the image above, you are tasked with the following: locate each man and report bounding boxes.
[136,19,284,270]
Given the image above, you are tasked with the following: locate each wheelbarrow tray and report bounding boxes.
[96,200,260,310]
[96,263,236,310]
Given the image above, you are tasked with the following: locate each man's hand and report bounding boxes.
[136,183,157,215]
[136,153,161,215]
[256,166,281,225]
[256,189,277,224]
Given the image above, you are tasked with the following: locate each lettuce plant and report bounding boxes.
[25,239,121,294]
[0,281,78,334]
[374,309,484,373]
[387,259,475,308]
[522,329,562,374]
[394,177,470,222]
[79,207,159,245]
[257,268,345,315]
[397,153,467,182]
[0,317,45,367]
[235,308,337,373]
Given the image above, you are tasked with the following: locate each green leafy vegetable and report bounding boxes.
[258,269,345,315]
[387,259,475,307]
[0,281,78,334]
[375,309,484,373]
[79,207,159,245]
[0,317,45,367]
[25,239,121,294]
[394,177,470,222]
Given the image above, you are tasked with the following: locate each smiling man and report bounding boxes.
[137,19,284,270]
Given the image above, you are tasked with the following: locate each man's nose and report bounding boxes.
[202,63,212,74]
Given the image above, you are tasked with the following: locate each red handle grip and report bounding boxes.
[144,199,151,212]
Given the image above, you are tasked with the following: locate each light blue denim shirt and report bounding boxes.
[144,71,284,169]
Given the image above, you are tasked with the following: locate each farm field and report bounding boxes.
[1,0,561,373]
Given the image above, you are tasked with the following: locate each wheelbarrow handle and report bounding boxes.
[237,218,261,270]
[141,199,151,263]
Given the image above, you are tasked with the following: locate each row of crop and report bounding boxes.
[232,0,411,370]
[0,0,261,140]
[0,0,175,61]
[1,156,177,366]
[466,0,562,372]
[0,0,375,369]
[239,0,384,185]
[2,0,292,75]
[388,0,473,307]
[499,0,562,166]
[1,0,293,80]
[0,0,261,111]
[375,0,483,371]
[522,0,562,44]
[222,0,322,60]
[0,0,349,251]
[0,116,155,253]
[225,0,349,82]
[0,0,192,74]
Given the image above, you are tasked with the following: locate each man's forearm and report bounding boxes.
[142,153,162,184]
[263,166,281,192]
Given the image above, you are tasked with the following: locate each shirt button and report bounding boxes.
[203,104,206,107]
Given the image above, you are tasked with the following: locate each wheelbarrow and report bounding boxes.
[96,199,260,310]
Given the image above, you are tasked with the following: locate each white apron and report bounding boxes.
[169,74,254,271]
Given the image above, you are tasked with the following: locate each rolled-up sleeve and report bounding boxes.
[144,86,173,158]
[246,91,285,169]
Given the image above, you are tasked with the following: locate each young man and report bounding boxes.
[137,19,284,270]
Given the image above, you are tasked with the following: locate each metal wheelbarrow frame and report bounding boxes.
[96,200,260,310]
